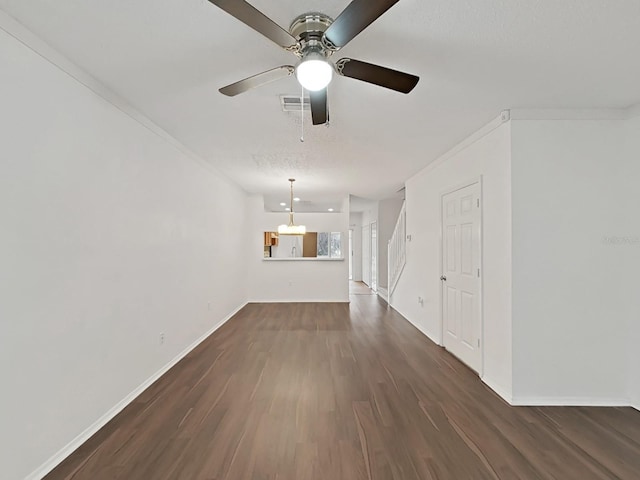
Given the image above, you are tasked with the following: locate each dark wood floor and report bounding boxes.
[45,295,640,479]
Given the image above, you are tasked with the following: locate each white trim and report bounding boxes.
[248,299,350,303]
[481,376,513,404]
[415,106,634,184]
[262,257,345,262]
[510,397,630,407]
[376,287,389,303]
[414,113,507,180]
[348,228,354,281]
[509,108,627,120]
[370,221,378,293]
[391,305,442,346]
[357,305,634,411]
[0,10,233,183]
[439,176,483,198]
[26,302,248,480]
[478,178,485,378]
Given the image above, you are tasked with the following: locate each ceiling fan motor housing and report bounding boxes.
[289,13,335,59]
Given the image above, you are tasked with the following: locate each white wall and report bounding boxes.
[360,201,379,230]
[394,118,513,400]
[247,196,350,302]
[0,27,248,480]
[377,197,404,290]
[511,118,636,405]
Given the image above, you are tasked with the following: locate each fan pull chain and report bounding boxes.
[326,85,330,128]
[300,84,304,143]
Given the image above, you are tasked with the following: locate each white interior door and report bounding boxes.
[441,182,482,372]
[370,222,377,291]
[362,224,371,286]
[348,229,353,280]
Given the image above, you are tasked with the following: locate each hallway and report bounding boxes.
[46,295,640,479]
[349,280,375,295]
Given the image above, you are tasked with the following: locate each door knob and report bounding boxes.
[440,275,447,281]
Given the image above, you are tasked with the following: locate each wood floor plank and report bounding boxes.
[44,296,640,480]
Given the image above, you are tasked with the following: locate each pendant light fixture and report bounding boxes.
[278,178,306,235]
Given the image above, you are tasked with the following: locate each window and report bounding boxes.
[317,232,342,258]
[330,232,341,258]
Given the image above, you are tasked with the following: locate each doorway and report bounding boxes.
[348,229,353,280]
[362,224,370,286]
[441,181,482,373]
[370,221,377,292]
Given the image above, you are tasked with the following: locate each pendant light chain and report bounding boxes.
[300,84,304,142]
[326,84,330,127]
[288,179,295,226]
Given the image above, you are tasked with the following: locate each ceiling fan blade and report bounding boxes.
[336,58,419,93]
[323,0,400,49]
[309,88,328,125]
[207,0,298,50]
[219,66,295,96]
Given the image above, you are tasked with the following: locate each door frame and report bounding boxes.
[370,221,377,292]
[348,229,353,280]
[439,176,484,376]
[362,224,371,287]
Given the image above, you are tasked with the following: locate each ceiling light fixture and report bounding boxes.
[278,178,306,235]
[295,52,333,91]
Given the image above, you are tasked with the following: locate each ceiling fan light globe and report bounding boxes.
[296,59,333,91]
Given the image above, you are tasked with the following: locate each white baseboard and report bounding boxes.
[481,376,513,404]
[479,378,633,408]
[411,321,440,346]
[510,396,629,407]
[390,305,442,346]
[26,302,247,480]
[376,288,389,302]
[248,299,350,303]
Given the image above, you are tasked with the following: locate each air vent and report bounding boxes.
[280,95,310,112]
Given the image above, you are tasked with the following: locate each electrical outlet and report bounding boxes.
[159,333,165,345]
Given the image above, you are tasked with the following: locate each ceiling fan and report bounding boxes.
[208,0,419,125]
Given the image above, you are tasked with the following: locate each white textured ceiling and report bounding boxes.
[2,0,640,204]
